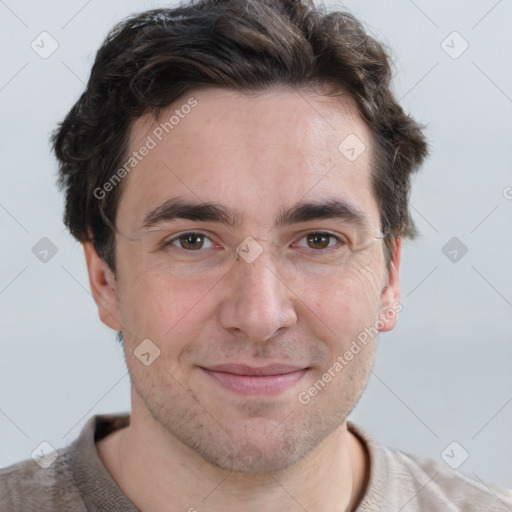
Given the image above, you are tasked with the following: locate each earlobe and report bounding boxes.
[82,241,122,331]
[378,237,401,333]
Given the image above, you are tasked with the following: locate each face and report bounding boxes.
[86,87,401,473]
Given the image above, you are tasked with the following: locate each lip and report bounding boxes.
[199,364,309,395]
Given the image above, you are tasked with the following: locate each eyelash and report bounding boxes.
[163,231,347,253]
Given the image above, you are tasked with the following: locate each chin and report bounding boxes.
[201,437,304,474]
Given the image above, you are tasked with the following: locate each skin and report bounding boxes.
[85,86,401,512]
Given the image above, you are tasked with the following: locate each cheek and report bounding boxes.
[297,258,385,358]
[116,257,220,350]
[311,275,379,334]
[346,241,386,307]
[352,259,384,307]
[306,254,384,314]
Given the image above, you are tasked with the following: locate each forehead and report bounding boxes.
[117,87,378,232]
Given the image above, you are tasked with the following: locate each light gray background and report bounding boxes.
[1,0,511,490]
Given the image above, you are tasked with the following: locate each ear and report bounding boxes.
[377,237,401,333]
[82,241,122,331]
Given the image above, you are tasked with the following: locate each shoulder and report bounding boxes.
[384,446,512,511]
[348,422,512,512]
[0,447,86,512]
[0,413,130,512]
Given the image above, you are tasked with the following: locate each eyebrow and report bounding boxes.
[142,198,239,229]
[276,198,368,230]
[141,197,370,231]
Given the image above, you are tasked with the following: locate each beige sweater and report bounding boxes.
[1,414,511,511]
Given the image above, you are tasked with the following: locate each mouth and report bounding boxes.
[199,364,310,396]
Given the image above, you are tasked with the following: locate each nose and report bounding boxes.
[218,246,297,343]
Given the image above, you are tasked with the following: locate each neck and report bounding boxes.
[97,404,369,512]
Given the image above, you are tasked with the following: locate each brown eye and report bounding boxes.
[168,232,213,251]
[304,232,340,250]
[180,233,204,250]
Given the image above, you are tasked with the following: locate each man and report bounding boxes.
[1,0,510,510]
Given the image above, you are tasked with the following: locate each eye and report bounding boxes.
[166,232,215,251]
[295,232,347,250]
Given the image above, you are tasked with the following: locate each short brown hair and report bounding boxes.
[52,0,428,272]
